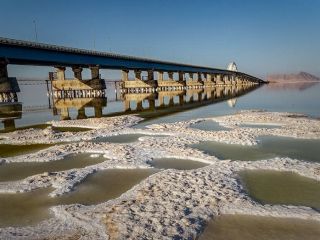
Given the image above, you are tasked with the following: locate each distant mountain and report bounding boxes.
[266,72,320,91]
[267,72,320,82]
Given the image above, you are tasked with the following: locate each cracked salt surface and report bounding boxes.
[0,111,320,239]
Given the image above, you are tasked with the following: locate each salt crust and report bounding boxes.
[1,110,320,239]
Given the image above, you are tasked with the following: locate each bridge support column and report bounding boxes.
[149,99,156,110]
[77,107,87,119]
[124,100,131,111]
[0,62,9,90]
[55,67,66,80]
[158,71,164,81]
[207,74,212,82]
[179,94,184,105]
[147,70,154,81]
[169,96,174,106]
[188,73,193,81]
[60,108,70,120]
[136,100,143,111]
[94,106,103,118]
[197,73,202,82]
[168,72,174,81]
[178,72,184,81]
[122,70,129,81]
[90,66,100,79]
[0,61,20,99]
[134,70,142,81]
[72,67,83,80]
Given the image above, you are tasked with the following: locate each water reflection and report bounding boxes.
[121,85,258,113]
[0,82,261,132]
[191,136,320,162]
[0,102,22,132]
[240,170,320,209]
[52,97,107,120]
[199,214,320,240]
[0,168,157,227]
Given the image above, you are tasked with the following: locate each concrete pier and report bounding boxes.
[51,66,106,99]
[0,62,20,102]
[122,83,259,113]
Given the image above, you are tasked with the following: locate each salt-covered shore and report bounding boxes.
[0,110,320,239]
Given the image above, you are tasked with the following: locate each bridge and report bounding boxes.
[0,37,266,100]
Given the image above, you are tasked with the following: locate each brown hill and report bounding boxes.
[267,72,320,82]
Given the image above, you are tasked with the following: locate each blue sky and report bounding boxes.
[1,0,319,79]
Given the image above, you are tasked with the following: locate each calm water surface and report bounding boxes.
[1,82,319,130]
[191,136,320,162]
[0,143,54,158]
[0,153,105,182]
[199,215,320,240]
[0,168,157,227]
[239,170,320,209]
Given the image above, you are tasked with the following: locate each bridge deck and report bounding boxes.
[0,37,263,82]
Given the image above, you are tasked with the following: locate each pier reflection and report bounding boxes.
[0,102,22,132]
[121,84,259,113]
[0,83,261,132]
[53,97,107,120]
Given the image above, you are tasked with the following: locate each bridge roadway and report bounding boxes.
[0,37,263,81]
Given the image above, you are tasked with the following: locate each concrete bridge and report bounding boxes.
[0,37,266,100]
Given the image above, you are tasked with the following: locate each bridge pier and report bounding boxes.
[90,66,100,79]
[0,61,20,102]
[122,70,129,82]
[72,66,83,80]
[55,67,66,80]
[147,70,154,81]
[134,70,142,81]
[52,66,106,99]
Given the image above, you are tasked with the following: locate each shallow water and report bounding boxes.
[0,168,157,227]
[52,126,93,132]
[2,82,320,131]
[239,170,320,209]
[190,120,228,132]
[0,153,105,182]
[239,123,281,129]
[199,214,320,240]
[94,134,165,143]
[150,158,208,170]
[0,143,54,158]
[58,168,158,205]
[191,136,320,162]
[135,83,320,127]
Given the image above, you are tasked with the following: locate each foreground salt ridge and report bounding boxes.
[0,110,320,239]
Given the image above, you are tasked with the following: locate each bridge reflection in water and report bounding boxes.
[0,83,260,132]
[121,84,258,114]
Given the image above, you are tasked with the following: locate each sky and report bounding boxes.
[0,0,319,79]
